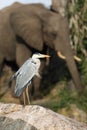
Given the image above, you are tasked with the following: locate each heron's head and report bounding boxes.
[32,53,50,59]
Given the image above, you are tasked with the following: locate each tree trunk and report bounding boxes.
[52,0,68,16]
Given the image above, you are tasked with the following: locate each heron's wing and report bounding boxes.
[15,81,31,97]
[14,59,37,96]
[8,59,32,88]
[14,59,32,78]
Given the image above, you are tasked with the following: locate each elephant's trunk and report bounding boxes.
[64,54,83,91]
[55,45,83,91]
[55,17,83,91]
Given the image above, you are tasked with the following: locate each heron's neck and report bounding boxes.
[32,58,41,69]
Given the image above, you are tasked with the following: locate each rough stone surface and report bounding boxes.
[0,103,87,130]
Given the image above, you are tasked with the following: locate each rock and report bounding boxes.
[0,103,87,130]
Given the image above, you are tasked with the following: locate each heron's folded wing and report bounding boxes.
[15,81,31,97]
[14,60,37,96]
[14,58,32,77]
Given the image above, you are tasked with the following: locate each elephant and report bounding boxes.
[0,2,23,69]
[0,2,83,95]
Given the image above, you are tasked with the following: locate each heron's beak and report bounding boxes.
[39,54,50,65]
[39,54,50,58]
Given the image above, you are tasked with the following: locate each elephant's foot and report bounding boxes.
[32,92,43,100]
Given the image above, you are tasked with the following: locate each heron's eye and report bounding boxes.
[32,61,36,64]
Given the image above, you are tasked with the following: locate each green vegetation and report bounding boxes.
[42,0,87,116]
[42,84,87,113]
[67,0,87,87]
[37,82,87,123]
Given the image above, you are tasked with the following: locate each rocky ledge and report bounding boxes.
[0,103,86,130]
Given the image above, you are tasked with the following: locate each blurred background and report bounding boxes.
[0,0,87,125]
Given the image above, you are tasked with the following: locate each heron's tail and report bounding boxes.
[15,87,25,97]
[15,81,31,97]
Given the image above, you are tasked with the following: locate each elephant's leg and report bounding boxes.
[16,43,32,66]
[0,56,5,97]
[0,56,4,76]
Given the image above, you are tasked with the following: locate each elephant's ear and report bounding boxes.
[10,12,43,51]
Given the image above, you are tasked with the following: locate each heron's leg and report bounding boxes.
[26,87,30,105]
[0,56,4,76]
[23,91,26,106]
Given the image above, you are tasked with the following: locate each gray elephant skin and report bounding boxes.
[0,2,83,92]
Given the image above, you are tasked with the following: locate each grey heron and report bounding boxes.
[9,53,50,105]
